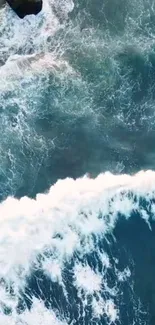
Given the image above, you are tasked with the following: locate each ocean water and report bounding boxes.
[0,0,155,324]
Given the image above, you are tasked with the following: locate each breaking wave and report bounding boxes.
[0,170,155,324]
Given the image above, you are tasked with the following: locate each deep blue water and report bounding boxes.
[0,0,155,324]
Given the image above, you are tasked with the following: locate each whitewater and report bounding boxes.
[0,0,155,324]
[1,170,155,325]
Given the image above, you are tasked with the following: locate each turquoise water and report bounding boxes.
[0,0,155,324]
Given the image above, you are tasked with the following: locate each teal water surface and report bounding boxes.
[0,0,155,324]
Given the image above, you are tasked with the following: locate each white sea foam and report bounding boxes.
[92,296,118,322]
[0,170,154,323]
[0,170,155,282]
[0,0,73,54]
[0,0,75,86]
[0,298,68,325]
[74,263,102,294]
[0,53,76,83]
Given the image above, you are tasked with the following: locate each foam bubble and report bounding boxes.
[92,297,118,322]
[117,267,131,282]
[104,300,118,323]
[74,263,102,294]
[42,258,62,283]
